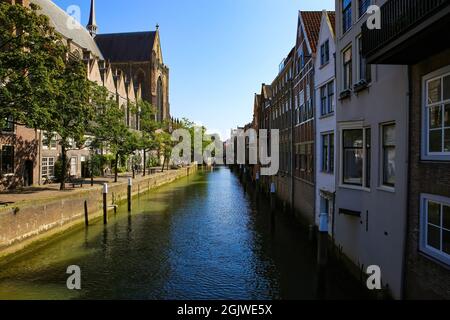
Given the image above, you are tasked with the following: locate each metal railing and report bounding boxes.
[362,0,448,57]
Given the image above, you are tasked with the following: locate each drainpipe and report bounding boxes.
[290,79,295,214]
[401,65,412,300]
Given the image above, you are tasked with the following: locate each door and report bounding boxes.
[24,160,33,187]
[70,157,78,177]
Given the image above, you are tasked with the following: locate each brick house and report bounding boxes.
[362,0,450,299]
[291,11,322,225]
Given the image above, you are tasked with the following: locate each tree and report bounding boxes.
[45,57,95,190]
[0,2,65,129]
[91,87,139,183]
[136,99,159,176]
[155,122,173,172]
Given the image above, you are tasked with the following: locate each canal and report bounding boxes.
[0,167,368,300]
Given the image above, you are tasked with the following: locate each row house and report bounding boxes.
[291,11,323,225]
[247,0,449,299]
[314,11,336,234]
[257,84,273,191]
[253,11,324,226]
[270,48,294,208]
[362,0,450,299]
[334,0,409,299]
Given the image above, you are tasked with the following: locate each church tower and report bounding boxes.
[87,0,97,37]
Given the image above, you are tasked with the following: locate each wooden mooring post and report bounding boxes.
[84,200,89,227]
[103,183,108,225]
[128,178,132,212]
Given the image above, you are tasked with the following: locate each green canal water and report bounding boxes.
[0,167,368,300]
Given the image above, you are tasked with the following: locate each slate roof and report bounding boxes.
[300,11,323,53]
[31,0,104,59]
[95,31,156,62]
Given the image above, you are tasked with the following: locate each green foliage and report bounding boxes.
[87,154,111,177]
[53,158,65,183]
[147,156,159,168]
[0,3,66,129]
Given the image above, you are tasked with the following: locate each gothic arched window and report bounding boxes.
[157,77,164,122]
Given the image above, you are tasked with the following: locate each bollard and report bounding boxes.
[84,200,89,227]
[103,183,108,225]
[128,178,132,212]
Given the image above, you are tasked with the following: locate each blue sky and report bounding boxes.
[54,0,335,139]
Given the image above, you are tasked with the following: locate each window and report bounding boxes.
[300,144,307,171]
[343,46,352,90]
[420,194,450,266]
[70,157,78,176]
[42,157,55,178]
[320,40,330,66]
[342,0,352,33]
[322,133,335,173]
[382,124,396,187]
[424,72,450,156]
[358,36,372,83]
[321,81,335,116]
[359,0,371,18]
[298,52,304,73]
[1,146,14,174]
[328,81,335,113]
[2,116,14,133]
[365,128,371,188]
[342,127,371,187]
[43,133,57,150]
[320,86,327,115]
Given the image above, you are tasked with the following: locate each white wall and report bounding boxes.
[334,0,409,299]
[314,12,336,231]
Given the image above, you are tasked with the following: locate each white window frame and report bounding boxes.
[342,44,353,91]
[420,193,450,266]
[356,34,371,83]
[41,157,55,179]
[42,132,57,151]
[339,121,371,191]
[380,122,396,191]
[321,131,335,174]
[422,65,450,161]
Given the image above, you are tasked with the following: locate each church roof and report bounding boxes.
[31,0,104,59]
[95,31,157,62]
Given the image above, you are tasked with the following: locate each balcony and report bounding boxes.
[362,0,450,64]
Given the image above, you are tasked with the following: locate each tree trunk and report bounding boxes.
[114,153,119,183]
[143,149,146,177]
[60,144,67,190]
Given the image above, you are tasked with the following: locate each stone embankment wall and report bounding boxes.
[0,165,197,259]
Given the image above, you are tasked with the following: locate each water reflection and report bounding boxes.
[0,167,367,300]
